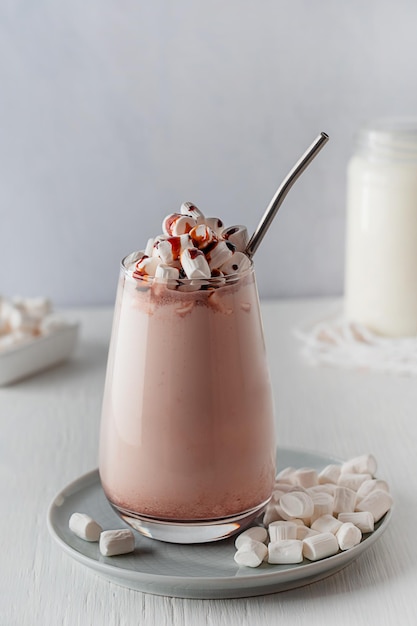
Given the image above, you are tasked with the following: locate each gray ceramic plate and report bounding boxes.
[46,447,392,599]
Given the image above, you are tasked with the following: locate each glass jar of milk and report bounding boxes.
[345,119,417,337]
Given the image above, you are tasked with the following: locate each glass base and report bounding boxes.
[110,500,270,544]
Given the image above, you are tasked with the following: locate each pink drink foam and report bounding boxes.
[99,267,275,521]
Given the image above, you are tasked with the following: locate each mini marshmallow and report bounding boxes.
[275,503,298,521]
[69,513,102,542]
[205,240,235,270]
[336,522,362,551]
[222,225,249,252]
[163,213,197,236]
[333,486,357,514]
[21,297,52,319]
[310,492,334,523]
[204,217,224,234]
[235,526,268,549]
[219,251,251,276]
[268,521,298,542]
[318,464,342,485]
[133,256,161,278]
[180,248,211,279]
[275,467,297,484]
[303,532,339,561]
[124,250,146,268]
[341,454,377,477]
[189,224,217,249]
[180,201,205,223]
[151,235,167,257]
[162,213,180,235]
[338,472,372,491]
[338,511,374,533]
[234,539,268,567]
[356,489,393,522]
[268,540,303,564]
[9,308,38,334]
[280,491,314,520]
[356,479,390,501]
[171,215,197,235]
[155,264,180,281]
[294,467,319,488]
[311,514,343,535]
[99,529,135,557]
[156,235,191,264]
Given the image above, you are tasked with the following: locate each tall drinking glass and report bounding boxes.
[99,254,276,543]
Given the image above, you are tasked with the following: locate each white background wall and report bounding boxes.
[1,0,417,306]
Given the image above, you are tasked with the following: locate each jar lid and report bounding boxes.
[356,118,417,162]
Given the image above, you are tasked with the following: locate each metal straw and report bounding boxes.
[245,132,329,259]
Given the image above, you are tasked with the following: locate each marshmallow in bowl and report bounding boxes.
[0,294,73,352]
[9,308,39,334]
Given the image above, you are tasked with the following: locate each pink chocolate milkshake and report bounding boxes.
[99,202,276,540]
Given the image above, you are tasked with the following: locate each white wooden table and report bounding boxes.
[1,299,415,625]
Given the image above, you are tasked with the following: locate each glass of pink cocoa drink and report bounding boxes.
[99,204,276,543]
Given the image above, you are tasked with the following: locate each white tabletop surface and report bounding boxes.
[1,298,415,625]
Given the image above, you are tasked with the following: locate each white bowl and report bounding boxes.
[0,322,79,386]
